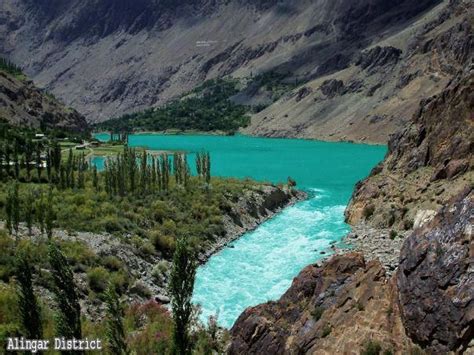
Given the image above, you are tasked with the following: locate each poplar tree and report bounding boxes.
[105,284,128,355]
[35,194,46,235]
[24,188,35,236]
[24,138,34,181]
[5,183,20,236]
[35,142,42,182]
[205,152,211,184]
[169,237,196,355]
[16,253,43,340]
[92,165,99,191]
[45,188,55,239]
[48,242,82,349]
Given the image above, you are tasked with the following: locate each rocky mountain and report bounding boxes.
[0,68,89,133]
[229,191,473,354]
[244,0,472,143]
[1,0,460,143]
[345,66,473,230]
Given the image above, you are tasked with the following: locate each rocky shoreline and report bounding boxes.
[198,186,307,263]
[341,224,409,276]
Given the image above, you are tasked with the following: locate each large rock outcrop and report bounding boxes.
[229,253,414,354]
[345,66,473,229]
[397,191,473,354]
[229,191,473,353]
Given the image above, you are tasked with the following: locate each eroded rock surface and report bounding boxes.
[230,253,414,354]
[397,192,473,354]
[345,67,473,229]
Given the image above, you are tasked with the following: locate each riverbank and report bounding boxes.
[340,224,409,276]
[198,186,307,263]
[0,183,305,319]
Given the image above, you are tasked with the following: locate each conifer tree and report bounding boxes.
[48,242,82,349]
[16,253,43,340]
[169,237,196,355]
[105,284,128,355]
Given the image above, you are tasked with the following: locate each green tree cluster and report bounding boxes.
[95,78,250,134]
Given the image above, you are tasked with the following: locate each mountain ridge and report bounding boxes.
[1,0,446,142]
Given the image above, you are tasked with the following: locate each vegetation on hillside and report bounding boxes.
[0,124,278,352]
[0,58,24,80]
[95,78,251,134]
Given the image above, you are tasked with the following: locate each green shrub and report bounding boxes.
[102,256,123,271]
[321,324,331,338]
[130,281,151,299]
[389,230,397,240]
[311,306,324,321]
[151,232,176,255]
[109,270,130,294]
[361,340,382,355]
[87,267,110,293]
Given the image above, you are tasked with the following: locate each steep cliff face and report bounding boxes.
[345,67,473,229]
[1,0,442,134]
[230,253,415,354]
[397,192,473,353]
[0,69,88,133]
[230,191,473,354]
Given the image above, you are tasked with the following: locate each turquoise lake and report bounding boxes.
[94,133,386,328]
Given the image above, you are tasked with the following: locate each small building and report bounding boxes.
[35,133,46,139]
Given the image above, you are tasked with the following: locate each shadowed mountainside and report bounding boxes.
[0,0,449,143]
[0,68,88,133]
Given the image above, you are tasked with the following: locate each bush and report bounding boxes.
[389,230,397,240]
[87,267,109,293]
[151,231,176,255]
[109,270,130,294]
[102,256,123,271]
[151,261,169,284]
[361,340,382,355]
[130,281,152,299]
[321,324,331,338]
[311,306,324,321]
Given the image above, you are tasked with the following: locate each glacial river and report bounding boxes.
[94,133,386,328]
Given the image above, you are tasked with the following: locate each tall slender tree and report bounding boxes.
[16,253,43,340]
[48,242,82,352]
[105,284,128,355]
[169,237,196,355]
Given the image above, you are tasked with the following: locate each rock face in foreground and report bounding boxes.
[397,192,473,354]
[229,253,414,354]
[230,191,473,353]
[0,69,88,133]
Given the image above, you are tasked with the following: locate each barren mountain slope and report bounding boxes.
[0,69,88,133]
[1,0,442,129]
[244,0,473,143]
